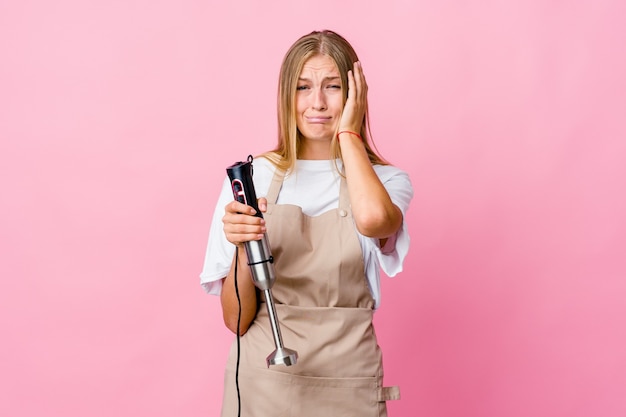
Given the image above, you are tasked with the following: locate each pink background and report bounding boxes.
[1,1,625,416]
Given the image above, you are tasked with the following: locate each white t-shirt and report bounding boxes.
[199,157,413,309]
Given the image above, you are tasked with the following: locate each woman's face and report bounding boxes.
[295,54,344,143]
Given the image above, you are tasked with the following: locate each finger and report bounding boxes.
[223,212,265,231]
[224,221,265,236]
[355,61,367,99]
[225,230,265,244]
[225,200,257,216]
[223,217,266,244]
[347,69,356,100]
[224,211,263,223]
[257,197,268,213]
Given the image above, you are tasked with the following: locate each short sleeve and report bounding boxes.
[199,176,236,295]
[373,165,413,277]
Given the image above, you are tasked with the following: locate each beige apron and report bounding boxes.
[221,169,400,417]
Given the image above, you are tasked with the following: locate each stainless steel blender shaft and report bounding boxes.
[244,237,298,367]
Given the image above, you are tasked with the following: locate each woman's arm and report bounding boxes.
[341,137,403,241]
[220,246,258,335]
[338,62,403,242]
[219,198,267,335]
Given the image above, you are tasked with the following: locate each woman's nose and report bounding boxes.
[311,88,327,111]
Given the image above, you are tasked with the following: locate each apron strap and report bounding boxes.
[266,169,285,206]
[338,175,350,212]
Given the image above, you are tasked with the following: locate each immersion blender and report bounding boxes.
[226,155,298,367]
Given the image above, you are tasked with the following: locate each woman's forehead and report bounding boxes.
[299,55,339,76]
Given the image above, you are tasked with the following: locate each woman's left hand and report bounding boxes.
[338,61,368,134]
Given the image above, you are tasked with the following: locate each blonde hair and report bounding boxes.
[261,30,388,173]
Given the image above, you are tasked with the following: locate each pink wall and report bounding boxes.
[1,1,624,416]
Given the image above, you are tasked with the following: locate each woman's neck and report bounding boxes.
[298,138,332,160]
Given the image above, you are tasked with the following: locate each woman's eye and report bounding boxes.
[327,84,341,89]
[297,85,309,91]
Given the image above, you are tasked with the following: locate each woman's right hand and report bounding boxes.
[222,197,267,246]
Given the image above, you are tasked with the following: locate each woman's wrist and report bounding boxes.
[336,130,363,142]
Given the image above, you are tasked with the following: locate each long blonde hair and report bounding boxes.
[261,30,388,173]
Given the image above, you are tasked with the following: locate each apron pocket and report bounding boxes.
[229,366,389,417]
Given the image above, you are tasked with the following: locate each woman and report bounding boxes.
[200,30,413,416]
